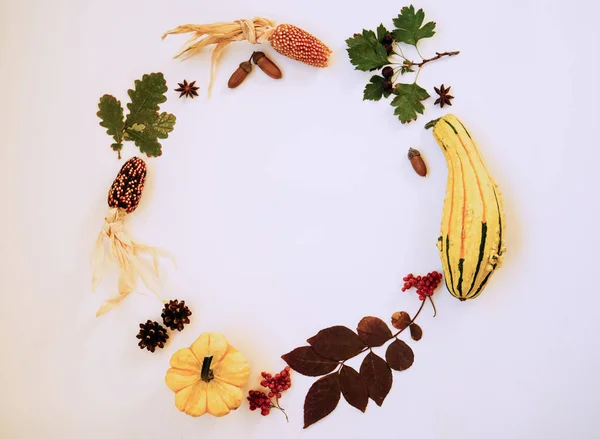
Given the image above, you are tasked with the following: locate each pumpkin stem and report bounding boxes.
[201,355,214,382]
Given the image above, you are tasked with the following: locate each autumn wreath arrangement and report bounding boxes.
[91,4,506,431]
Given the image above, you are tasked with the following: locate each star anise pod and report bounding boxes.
[434,84,454,108]
[175,80,199,98]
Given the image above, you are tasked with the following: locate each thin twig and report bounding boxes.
[415,46,425,60]
[428,296,437,317]
[413,67,422,84]
[272,397,289,422]
[410,51,460,68]
[394,43,407,60]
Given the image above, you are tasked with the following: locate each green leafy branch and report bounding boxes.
[97,72,176,159]
[346,5,460,124]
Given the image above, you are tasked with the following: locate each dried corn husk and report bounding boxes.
[91,207,172,317]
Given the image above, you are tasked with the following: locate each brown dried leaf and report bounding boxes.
[357,316,393,347]
[339,365,368,412]
[391,311,411,330]
[359,352,392,406]
[303,373,341,429]
[386,339,415,371]
[307,326,366,361]
[410,323,423,341]
[281,346,339,377]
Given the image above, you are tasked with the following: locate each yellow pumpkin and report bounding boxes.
[165,332,250,417]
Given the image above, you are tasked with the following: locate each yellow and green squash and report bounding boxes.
[428,115,506,300]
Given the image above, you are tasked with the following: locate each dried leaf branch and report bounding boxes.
[282,297,435,428]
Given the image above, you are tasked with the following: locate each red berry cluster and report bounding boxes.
[248,390,272,416]
[247,366,292,418]
[402,271,443,300]
[260,366,291,399]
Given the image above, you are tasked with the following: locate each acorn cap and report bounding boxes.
[408,148,421,159]
[252,51,266,64]
[239,61,252,74]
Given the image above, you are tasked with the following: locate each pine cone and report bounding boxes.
[161,299,192,331]
[136,320,169,352]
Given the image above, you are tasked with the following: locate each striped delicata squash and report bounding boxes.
[429,115,506,300]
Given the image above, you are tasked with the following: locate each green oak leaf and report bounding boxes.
[125,72,168,128]
[97,95,124,144]
[392,5,436,46]
[390,83,430,124]
[346,29,390,71]
[151,112,176,138]
[363,76,392,101]
[125,123,162,157]
[123,112,176,157]
[98,72,174,158]
[128,123,146,133]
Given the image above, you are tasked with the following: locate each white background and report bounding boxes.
[1,0,599,438]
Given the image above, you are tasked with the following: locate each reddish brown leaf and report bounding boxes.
[357,316,393,347]
[339,365,368,412]
[359,352,392,406]
[391,311,411,330]
[386,339,414,371]
[409,323,423,341]
[281,346,339,377]
[307,326,366,361]
[303,373,341,429]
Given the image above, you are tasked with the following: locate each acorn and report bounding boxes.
[228,58,253,88]
[252,51,282,79]
[408,148,427,177]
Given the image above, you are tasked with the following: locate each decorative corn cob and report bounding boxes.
[108,156,146,213]
[268,24,330,67]
[162,17,331,95]
[92,157,170,317]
